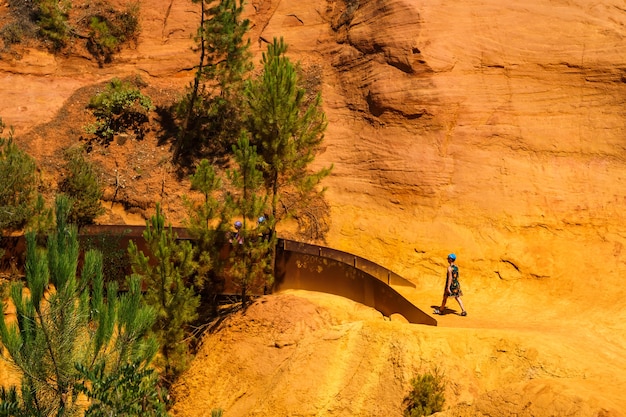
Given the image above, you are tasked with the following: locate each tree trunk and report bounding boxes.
[174,0,206,161]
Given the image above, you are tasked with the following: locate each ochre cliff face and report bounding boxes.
[253,0,626,300]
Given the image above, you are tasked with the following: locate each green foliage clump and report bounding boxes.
[225,134,273,306]
[86,77,153,143]
[403,369,446,417]
[3,0,38,48]
[0,21,26,48]
[60,146,105,226]
[86,3,141,66]
[116,3,141,39]
[2,0,138,62]
[88,16,119,64]
[76,361,168,417]
[184,158,227,297]
[0,195,164,416]
[34,0,71,50]
[128,203,200,384]
[0,119,40,232]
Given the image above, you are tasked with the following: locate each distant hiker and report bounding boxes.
[230,221,244,245]
[434,253,467,316]
[257,216,270,241]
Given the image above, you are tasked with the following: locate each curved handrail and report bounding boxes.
[280,240,415,288]
[275,239,437,326]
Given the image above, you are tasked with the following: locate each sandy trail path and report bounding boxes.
[168,281,626,416]
[397,279,626,415]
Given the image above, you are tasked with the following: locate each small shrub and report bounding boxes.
[76,361,169,417]
[0,22,24,47]
[84,2,141,65]
[7,0,37,22]
[117,2,141,43]
[86,77,153,143]
[60,146,105,226]
[0,4,37,51]
[34,0,71,50]
[87,16,119,65]
[25,193,54,239]
[403,369,446,417]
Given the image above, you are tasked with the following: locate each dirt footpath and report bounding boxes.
[169,284,626,417]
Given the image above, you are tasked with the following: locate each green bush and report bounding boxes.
[0,22,24,47]
[60,146,105,226]
[80,229,132,287]
[0,1,37,51]
[87,16,119,65]
[4,0,139,60]
[86,77,153,142]
[86,3,140,65]
[0,119,39,232]
[35,0,71,50]
[403,369,446,417]
[116,2,141,43]
[76,361,169,417]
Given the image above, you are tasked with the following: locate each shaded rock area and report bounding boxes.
[1,0,626,415]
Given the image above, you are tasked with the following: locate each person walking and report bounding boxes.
[434,253,467,316]
[230,221,244,245]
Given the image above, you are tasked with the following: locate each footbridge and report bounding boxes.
[275,239,436,326]
[0,225,437,326]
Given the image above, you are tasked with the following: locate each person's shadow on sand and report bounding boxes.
[430,305,462,316]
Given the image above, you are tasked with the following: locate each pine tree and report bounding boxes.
[0,195,163,416]
[225,133,272,307]
[184,159,229,299]
[175,0,253,159]
[245,37,332,240]
[60,146,105,227]
[0,118,40,232]
[203,0,253,97]
[128,203,200,384]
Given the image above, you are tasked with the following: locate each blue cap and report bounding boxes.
[234,221,242,229]
[447,253,456,261]
[258,216,265,223]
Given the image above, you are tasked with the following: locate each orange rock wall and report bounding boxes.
[249,0,626,301]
